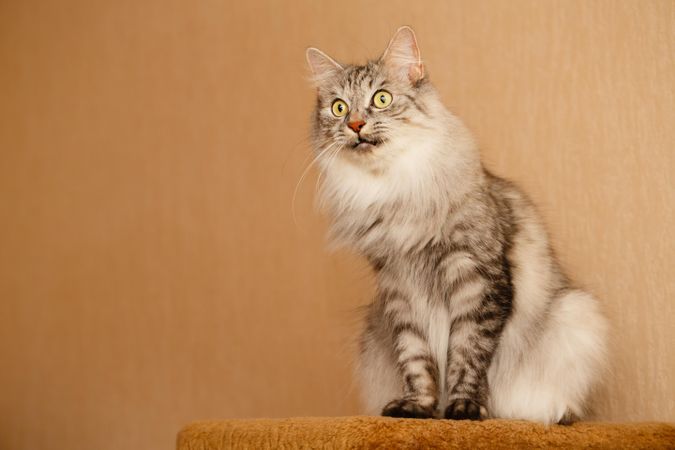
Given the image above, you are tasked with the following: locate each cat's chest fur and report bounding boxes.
[344,201,450,259]
[360,195,495,395]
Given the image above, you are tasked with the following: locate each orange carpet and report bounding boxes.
[177,416,675,449]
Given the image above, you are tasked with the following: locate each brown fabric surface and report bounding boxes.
[177,416,675,449]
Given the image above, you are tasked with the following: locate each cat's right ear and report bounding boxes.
[305,48,343,86]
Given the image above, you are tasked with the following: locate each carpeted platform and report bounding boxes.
[177,416,675,449]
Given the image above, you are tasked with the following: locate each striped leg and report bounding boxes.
[379,290,439,418]
[444,276,508,420]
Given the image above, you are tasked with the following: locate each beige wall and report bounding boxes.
[1,1,673,449]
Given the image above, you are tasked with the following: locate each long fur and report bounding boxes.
[306,27,608,424]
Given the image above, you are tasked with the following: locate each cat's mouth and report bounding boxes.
[351,137,382,152]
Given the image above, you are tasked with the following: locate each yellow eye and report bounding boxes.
[372,90,392,108]
[331,99,348,117]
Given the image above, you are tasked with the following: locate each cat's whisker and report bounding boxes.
[316,145,342,194]
[281,135,315,177]
[291,141,340,227]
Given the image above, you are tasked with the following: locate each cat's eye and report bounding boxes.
[372,90,393,109]
[331,99,349,117]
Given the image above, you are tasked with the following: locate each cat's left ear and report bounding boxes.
[380,26,425,84]
[306,47,343,85]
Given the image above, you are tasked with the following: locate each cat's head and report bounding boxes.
[306,27,478,218]
[306,27,451,173]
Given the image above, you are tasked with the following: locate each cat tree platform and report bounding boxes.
[177,416,675,449]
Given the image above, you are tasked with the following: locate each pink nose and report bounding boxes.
[348,120,366,133]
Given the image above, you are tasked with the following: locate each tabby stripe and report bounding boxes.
[393,322,426,340]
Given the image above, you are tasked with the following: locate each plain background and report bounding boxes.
[1,1,674,449]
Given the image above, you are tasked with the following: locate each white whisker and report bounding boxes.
[316,144,342,193]
[292,141,341,226]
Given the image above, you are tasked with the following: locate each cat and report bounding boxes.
[305,26,608,424]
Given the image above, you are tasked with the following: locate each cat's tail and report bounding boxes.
[489,289,609,424]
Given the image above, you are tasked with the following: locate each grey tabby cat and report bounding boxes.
[305,26,607,424]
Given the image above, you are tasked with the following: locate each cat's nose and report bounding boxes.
[348,120,366,133]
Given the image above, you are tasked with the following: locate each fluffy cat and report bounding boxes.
[305,26,607,424]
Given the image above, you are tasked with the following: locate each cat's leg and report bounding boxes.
[357,329,403,415]
[488,289,607,424]
[444,274,509,420]
[374,291,440,419]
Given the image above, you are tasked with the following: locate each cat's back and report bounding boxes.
[482,168,570,304]
[484,169,538,221]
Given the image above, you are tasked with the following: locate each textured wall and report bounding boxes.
[0,1,673,449]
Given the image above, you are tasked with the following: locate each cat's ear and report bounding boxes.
[306,47,343,86]
[381,26,425,84]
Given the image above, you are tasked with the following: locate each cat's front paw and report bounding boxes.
[381,398,436,419]
[444,398,487,420]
